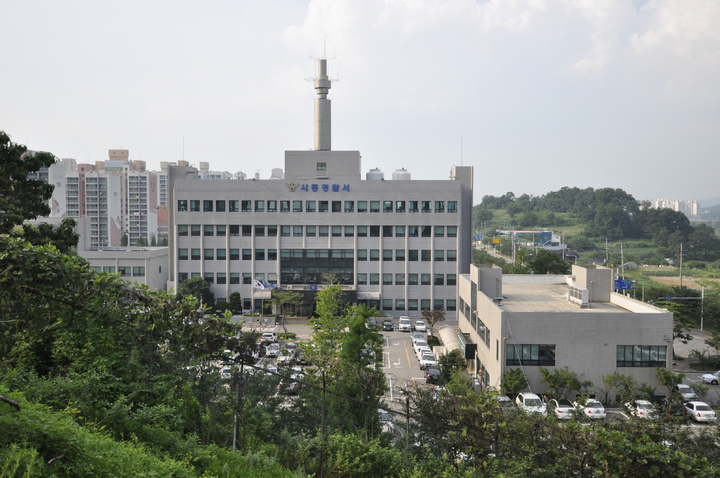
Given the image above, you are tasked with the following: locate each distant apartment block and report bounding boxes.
[649,199,699,216]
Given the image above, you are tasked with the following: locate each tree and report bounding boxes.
[656,367,685,405]
[136,237,148,246]
[421,308,446,338]
[121,233,129,246]
[501,368,528,398]
[177,277,215,308]
[437,349,467,384]
[539,366,592,399]
[269,290,303,334]
[0,132,57,234]
[150,235,157,246]
[228,292,243,315]
[529,249,570,275]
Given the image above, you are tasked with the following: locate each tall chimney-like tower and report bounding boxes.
[314,58,331,151]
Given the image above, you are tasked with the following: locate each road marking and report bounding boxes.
[394,358,402,368]
[405,346,412,367]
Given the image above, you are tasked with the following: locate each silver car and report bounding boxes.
[701,371,720,385]
[684,401,717,423]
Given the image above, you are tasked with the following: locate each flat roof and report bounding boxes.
[499,283,631,313]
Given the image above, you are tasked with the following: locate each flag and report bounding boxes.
[262,280,276,289]
[254,280,264,289]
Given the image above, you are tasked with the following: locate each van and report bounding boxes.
[398,316,412,332]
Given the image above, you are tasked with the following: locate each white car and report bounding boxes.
[684,401,717,423]
[673,384,698,402]
[398,317,412,332]
[548,399,576,420]
[625,400,656,419]
[515,392,547,417]
[262,332,278,343]
[574,399,606,419]
[266,343,281,358]
[419,352,437,370]
[413,339,428,354]
[701,371,720,385]
[414,321,427,332]
[416,346,432,361]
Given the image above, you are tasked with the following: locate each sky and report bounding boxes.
[2,0,719,205]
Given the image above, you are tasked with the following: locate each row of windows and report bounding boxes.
[382,299,456,311]
[90,266,145,277]
[178,199,459,214]
[178,224,458,238]
[506,344,556,366]
[356,273,457,286]
[616,345,667,367]
[179,248,457,262]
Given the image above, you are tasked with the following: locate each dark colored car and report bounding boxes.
[425,367,441,384]
[382,320,394,331]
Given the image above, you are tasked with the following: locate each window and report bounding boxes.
[447,299,456,311]
[447,226,457,237]
[255,249,265,260]
[255,225,264,236]
[216,200,226,212]
[408,299,418,311]
[267,225,277,236]
[447,274,457,286]
[344,226,354,237]
[242,249,252,260]
[409,201,419,213]
[191,249,201,260]
[103,266,115,273]
[344,201,354,212]
[383,201,393,213]
[204,249,214,261]
[118,266,131,276]
[421,274,431,285]
[132,267,145,277]
[190,200,200,212]
[217,273,227,284]
[306,201,316,213]
[447,250,457,262]
[178,225,188,236]
[217,249,226,260]
[435,201,444,212]
[434,274,444,286]
[229,200,239,212]
[395,273,405,285]
[280,201,290,212]
[370,226,380,237]
[191,225,201,236]
[204,225,214,236]
[332,226,342,237]
[268,200,277,212]
[357,273,367,285]
[230,249,239,260]
[268,249,277,261]
[383,250,393,261]
[506,344,556,366]
[448,201,458,213]
[242,225,252,236]
[383,225,393,237]
[421,226,432,237]
[241,200,251,212]
[178,200,187,212]
[617,345,667,367]
[395,299,405,310]
[370,273,380,285]
[357,201,367,213]
[408,274,418,285]
[435,226,444,237]
[293,200,303,212]
[434,250,445,261]
[306,226,316,237]
[370,201,380,213]
[383,273,392,285]
[370,249,380,261]
[178,248,188,260]
[332,201,341,213]
[409,250,419,261]
[319,201,328,212]
[421,250,431,261]
[229,225,239,236]
[383,299,393,311]
[204,273,214,285]
[395,249,405,261]
[434,299,444,311]
[357,226,367,237]
[319,226,328,237]
[242,273,252,284]
[317,162,326,170]
[421,299,430,310]
[281,226,290,237]
[294,226,303,237]
[421,201,431,212]
[357,250,367,261]
[395,225,405,237]
[396,201,405,212]
[230,273,240,284]
[216,225,226,236]
[408,226,419,237]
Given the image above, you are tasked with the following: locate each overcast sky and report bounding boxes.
[3,0,719,205]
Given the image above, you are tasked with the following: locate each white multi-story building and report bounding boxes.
[649,199,699,217]
[168,58,474,315]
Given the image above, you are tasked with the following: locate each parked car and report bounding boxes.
[411,331,425,342]
[379,409,395,434]
[684,401,717,423]
[515,392,547,416]
[673,383,699,402]
[425,367,441,384]
[496,395,515,411]
[416,347,432,361]
[266,343,281,358]
[414,321,427,332]
[701,371,720,385]
[277,348,295,364]
[625,400,656,419]
[548,399,576,420]
[413,339,428,354]
[382,319,394,331]
[262,332,278,343]
[574,399,606,419]
[419,352,437,370]
[278,373,304,395]
[296,350,310,366]
[398,317,412,332]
